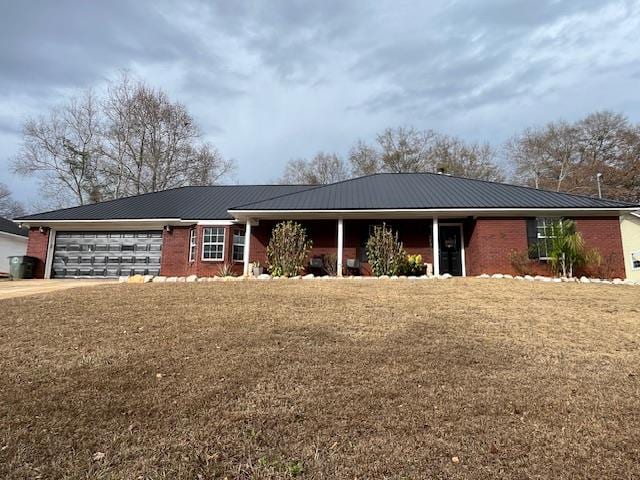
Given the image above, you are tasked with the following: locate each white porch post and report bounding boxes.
[243,220,252,277]
[337,218,344,277]
[432,217,440,276]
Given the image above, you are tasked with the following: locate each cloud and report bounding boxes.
[1,0,640,206]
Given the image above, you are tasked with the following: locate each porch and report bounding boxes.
[242,218,469,277]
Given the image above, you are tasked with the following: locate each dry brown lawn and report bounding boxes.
[1,279,639,479]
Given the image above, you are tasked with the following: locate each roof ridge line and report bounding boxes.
[229,174,380,210]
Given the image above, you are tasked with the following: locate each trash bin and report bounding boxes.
[8,255,37,280]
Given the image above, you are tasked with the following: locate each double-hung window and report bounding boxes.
[188,228,197,262]
[232,227,245,262]
[527,217,559,260]
[202,227,225,261]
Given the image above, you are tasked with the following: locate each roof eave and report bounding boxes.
[228,206,638,221]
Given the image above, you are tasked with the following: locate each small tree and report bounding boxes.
[366,223,406,276]
[545,219,601,278]
[266,221,312,277]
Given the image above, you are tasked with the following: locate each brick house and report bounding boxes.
[15,173,639,279]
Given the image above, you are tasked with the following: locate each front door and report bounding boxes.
[439,225,463,276]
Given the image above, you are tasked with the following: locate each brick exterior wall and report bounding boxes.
[24,216,627,279]
[574,217,625,278]
[465,216,625,278]
[160,225,245,277]
[465,218,531,276]
[26,227,50,278]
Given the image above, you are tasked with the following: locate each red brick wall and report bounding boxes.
[465,218,532,276]
[574,217,625,278]
[465,216,625,278]
[26,227,50,278]
[160,225,244,277]
[23,216,625,279]
[160,226,193,277]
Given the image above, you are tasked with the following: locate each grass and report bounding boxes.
[1,279,639,479]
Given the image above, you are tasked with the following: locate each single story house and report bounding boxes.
[0,217,28,276]
[15,173,639,279]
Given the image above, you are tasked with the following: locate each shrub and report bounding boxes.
[582,249,610,278]
[216,262,236,277]
[322,253,338,276]
[509,249,535,276]
[266,221,312,277]
[399,253,424,276]
[545,219,602,278]
[365,223,406,276]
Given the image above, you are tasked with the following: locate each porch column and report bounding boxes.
[243,220,252,276]
[432,217,440,276]
[337,218,344,276]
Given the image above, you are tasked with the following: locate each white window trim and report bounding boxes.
[188,228,197,263]
[232,227,245,263]
[631,250,640,270]
[201,226,226,262]
[535,217,559,261]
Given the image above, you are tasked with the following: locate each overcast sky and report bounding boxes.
[1,0,640,207]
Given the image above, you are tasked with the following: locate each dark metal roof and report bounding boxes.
[231,173,637,211]
[0,217,28,236]
[15,175,637,223]
[16,185,313,221]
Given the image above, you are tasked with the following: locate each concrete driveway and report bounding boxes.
[0,279,115,300]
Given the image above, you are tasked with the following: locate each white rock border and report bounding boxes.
[476,273,635,285]
[116,273,638,285]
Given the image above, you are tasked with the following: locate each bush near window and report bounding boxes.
[544,219,602,278]
[509,249,536,276]
[365,223,407,276]
[266,221,313,277]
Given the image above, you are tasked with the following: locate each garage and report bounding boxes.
[52,231,162,278]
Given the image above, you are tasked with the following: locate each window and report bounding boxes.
[232,227,245,262]
[188,228,196,262]
[202,227,225,260]
[527,217,560,260]
[632,251,640,270]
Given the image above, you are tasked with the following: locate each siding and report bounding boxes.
[620,214,640,281]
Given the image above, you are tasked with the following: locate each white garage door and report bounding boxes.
[52,231,162,278]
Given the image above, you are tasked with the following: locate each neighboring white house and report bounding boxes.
[0,217,28,276]
[620,212,640,281]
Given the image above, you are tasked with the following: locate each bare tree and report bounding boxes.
[348,128,504,180]
[0,183,26,219]
[376,127,437,173]
[12,90,102,206]
[349,140,381,177]
[507,111,640,200]
[99,73,235,198]
[12,72,234,207]
[428,135,505,181]
[280,152,349,184]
